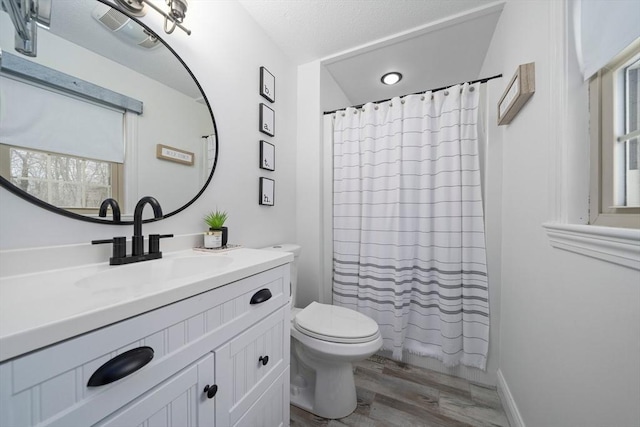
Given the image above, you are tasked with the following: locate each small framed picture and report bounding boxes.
[260,66,275,103]
[498,62,535,126]
[259,177,275,206]
[260,140,275,171]
[156,144,194,166]
[259,103,275,136]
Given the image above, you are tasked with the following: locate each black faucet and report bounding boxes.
[98,198,121,222]
[132,196,163,256]
[92,196,173,265]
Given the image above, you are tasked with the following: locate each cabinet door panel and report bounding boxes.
[215,308,287,427]
[95,353,215,427]
[234,367,289,427]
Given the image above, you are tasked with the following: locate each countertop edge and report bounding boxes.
[0,251,293,363]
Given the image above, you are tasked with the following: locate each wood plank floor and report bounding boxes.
[290,355,509,427]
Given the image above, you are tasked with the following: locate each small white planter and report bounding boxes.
[204,231,222,249]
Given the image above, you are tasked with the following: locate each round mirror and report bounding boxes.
[0,0,217,224]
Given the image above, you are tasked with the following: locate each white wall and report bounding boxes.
[295,61,322,307]
[320,66,352,306]
[0,1,298,251]
[480,1,640,425]
[320,67,352,113]
[294,62,352,308]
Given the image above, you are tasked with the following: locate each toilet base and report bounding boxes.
[290,374,315,414]
[291,340,358,419]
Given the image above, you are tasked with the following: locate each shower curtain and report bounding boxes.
[203,134,216,182]
[331,83,489,369]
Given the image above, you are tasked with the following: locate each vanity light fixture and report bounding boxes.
[381,72,402,85]
[0,0,52,57]
[114,0,191,35]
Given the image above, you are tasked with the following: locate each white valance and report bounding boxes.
[0,75,125,163]
[574,0,640,81]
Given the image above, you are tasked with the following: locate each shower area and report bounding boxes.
[295,4,505,386]
[326,81,491,370]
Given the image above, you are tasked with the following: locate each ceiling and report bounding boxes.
[238,0,504,108]
[9,0,505,108]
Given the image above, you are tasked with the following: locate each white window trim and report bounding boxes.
[543,1,640,272]
[543,223,640,270]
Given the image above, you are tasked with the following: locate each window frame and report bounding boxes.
[0,144,124,216]
[542,1,639,272]
[589,40,640,229]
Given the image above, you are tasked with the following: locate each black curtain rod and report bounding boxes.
[323,73,502,115]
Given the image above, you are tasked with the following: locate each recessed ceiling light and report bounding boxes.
[381,72,402,85]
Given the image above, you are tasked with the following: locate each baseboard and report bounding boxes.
[496,369,525,427]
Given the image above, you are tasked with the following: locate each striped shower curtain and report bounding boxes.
[203,133,217,182]
[331,83,489,369]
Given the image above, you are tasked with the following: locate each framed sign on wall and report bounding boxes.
[259,103,275,137]
[260,66,275,103]
[156,144,194,166]
[259,140,275,171]
[259,177,275,206]
[497,62,535,126]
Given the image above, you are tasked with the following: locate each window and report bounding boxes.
[0,62,132,215]
[543,2,639,270]
[0,144,122,214]
[622,57,640,206]
[589,40,640,228]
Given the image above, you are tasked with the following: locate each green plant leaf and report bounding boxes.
[204,210,228,229]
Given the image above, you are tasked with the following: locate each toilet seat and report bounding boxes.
[293,302,380,344]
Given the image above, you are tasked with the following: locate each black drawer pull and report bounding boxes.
[87,347,154,387]
[250,288,272,305]
[259,355,269,366]
[203,384,218,399]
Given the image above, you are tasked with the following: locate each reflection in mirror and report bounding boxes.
[0,0,217,224]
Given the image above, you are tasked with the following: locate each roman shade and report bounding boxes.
[574,0,640,81]
[0,75,125,163]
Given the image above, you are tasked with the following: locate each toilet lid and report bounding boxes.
[293,302,380,344]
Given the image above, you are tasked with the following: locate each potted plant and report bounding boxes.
[204,210,228,248]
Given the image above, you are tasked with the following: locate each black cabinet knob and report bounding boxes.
[203,384,218,399]
[259,355,269,366]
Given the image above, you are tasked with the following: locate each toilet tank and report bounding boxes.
[262,244,301,306]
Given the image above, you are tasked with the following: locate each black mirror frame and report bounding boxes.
[0,0,218,226]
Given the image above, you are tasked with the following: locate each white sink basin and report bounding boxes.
[75,255,234,296]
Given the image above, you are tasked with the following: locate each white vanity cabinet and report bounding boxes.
[0,263,291,427]
[95,353,216,427]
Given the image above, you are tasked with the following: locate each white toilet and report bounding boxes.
[264,244,383,419]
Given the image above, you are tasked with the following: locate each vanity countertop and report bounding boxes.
[0,248,293,362]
